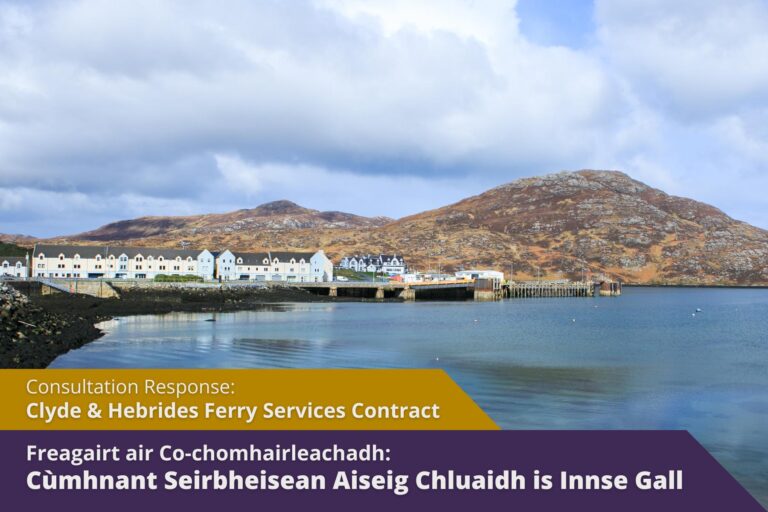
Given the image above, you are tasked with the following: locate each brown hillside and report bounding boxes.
[44,171,768,285]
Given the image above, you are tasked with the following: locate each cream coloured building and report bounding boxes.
[32,244,215,280]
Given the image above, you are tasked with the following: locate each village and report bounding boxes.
[0,244,622,302]
[1,244,507,285]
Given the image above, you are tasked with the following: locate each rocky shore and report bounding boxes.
[1,283,102,368]
[1,284,341,368]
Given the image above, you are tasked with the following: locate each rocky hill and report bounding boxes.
[44,171,768,285]
[73,200,393,241]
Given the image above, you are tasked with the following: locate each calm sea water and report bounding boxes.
[51,287,768,504]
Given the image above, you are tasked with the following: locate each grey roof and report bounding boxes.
[108,247,203,260]
[344,254,405,264]
[33,244,206,260]
[269,251,315,262]
[231,251,315,265]
[231,252,270,265]
[34,244,108,259]
[1,256,25,265]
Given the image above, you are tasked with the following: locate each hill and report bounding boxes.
[46,171,768,285]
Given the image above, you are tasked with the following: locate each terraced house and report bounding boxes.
[1,256,28,278]
[30,244,332,282]
[32,244,215,280]
[215,250,333,282]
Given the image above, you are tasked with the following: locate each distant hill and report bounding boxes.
[71,200,393,241]
[44,171,768,285]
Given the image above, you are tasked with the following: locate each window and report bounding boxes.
[38,254,44,260]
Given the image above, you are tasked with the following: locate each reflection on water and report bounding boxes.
[52,288,768,505]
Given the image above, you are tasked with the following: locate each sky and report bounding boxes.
[1,0,767,237]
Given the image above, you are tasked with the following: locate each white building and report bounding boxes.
[1,256,28,278]
[217,250,333,282]
[32,244,215,280]
[455,269,505,281]
[215,250,237,281]
[339,254,407,275]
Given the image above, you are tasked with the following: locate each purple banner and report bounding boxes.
[0,430,763,511]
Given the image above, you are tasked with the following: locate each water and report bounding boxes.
[51,287,768,505]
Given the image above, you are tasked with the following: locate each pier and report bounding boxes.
[8,277,622,301]
[504,281,601,298]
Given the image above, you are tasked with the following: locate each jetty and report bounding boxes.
[7,276,621,301]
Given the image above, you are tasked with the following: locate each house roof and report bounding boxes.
[33,244,205,260]
[1,256,25,265]
[34,244,108,259]
[109,247,203,260]
[231,251,315,265]
[344,254,405,263]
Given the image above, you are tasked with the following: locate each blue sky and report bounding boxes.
[517,0,595,48]
[1,0,767,237]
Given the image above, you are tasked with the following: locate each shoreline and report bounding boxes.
[4,283,768,369]
[1,285,364,369]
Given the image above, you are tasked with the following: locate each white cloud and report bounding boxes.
[595,0,768,119]
[214,154,482,218]
[0,0,766,236]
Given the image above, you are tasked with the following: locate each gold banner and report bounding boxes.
[0,369,498,430]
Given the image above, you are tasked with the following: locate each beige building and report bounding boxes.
[32,244,215,280]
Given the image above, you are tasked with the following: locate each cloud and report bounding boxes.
[0,0,766,236]
[213,154,482,218]
[595,0,768,120]
[0,186,202,237]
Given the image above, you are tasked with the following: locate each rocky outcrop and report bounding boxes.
[0,284,102,368]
